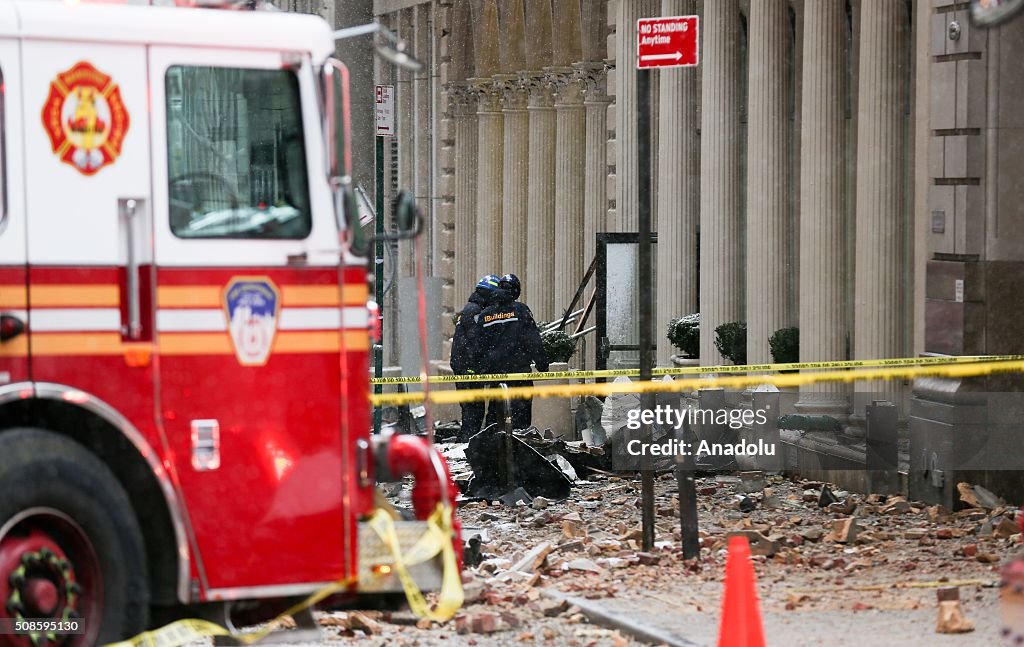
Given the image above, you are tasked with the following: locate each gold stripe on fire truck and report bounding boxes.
[0,336,28,357]
[30,332,124,355]
[0,286,28,309]
[8,330,367,357]
[29,284,120,307]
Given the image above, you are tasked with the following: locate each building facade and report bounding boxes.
[360,0,1023,459]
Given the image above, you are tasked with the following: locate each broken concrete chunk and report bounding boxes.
[511,542,553,574]
[957,482,1004,509]
[562,519,585,539]
[828,499,858,515]
[471,612,500,634]
[498,487,533,507]
[881,499,912,515]
[564,558,604,573]
[799,527,825,542]
[539,599,569,617]
[826,517,859,544]
[348,611,382,635]
[936,600,975,634]
[994,517,1019,539]
[738,471,766,494]
[927,504,952,523]
[725,530,780,557]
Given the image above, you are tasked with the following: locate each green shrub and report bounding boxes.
[769,327,799,365]
[667,313,700,358]
[714,321,747,365]
[542,329,577,363]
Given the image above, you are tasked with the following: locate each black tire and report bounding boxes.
[0,428,149,644]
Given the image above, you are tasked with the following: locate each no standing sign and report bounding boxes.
[637,15,699,69]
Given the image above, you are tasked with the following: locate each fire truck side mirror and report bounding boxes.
[393,190,420,234]
[342,183,369,255]
[322,58,369,253]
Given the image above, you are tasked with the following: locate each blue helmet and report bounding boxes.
[499,273,521,300]
[476,274,500,292]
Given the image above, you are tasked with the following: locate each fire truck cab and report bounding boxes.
[0,1,459,644]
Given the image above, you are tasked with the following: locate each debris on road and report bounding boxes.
[936,587,975,634]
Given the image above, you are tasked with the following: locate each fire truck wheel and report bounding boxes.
[0,428,150,645]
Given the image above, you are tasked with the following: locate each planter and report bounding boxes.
[532,362,572,439]
[670,354,700,368]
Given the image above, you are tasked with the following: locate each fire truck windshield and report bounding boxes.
[165,65,311,239]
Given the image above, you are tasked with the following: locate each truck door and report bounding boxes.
[0,34,28,388]
[149,46,348,594]
[20,37,154,422]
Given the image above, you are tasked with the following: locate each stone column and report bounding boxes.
[412,4,432,274]
[656,0,700,365]
[396,8,416,278]
[797,0,850,415]
[854,0,908,412]
[524,75,557,320]
[474,82,504,283]
[745,0,791,365]
[452,87,479,305]
[501,78,530,279]
[615,0,658,232]
[583,67,610,266]
[554,71,587,317]
[699,0,743,365]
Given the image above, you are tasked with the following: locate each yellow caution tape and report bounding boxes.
[368,504,464,622]
[370,358,1024,407]
[369,354,1024,385]
[107,504,464,647]
[103,619,230,647]
[103,574,357,647]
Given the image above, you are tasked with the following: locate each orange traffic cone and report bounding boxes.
[717,535,767,647]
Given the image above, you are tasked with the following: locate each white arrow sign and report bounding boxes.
[640,51,683,62]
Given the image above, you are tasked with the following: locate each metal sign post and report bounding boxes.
[637,65,655,553]
[637,14,700,555]
[373,84,392,435]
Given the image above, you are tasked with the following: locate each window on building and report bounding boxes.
[165,66,311,239]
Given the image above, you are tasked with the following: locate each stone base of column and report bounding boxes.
[793,398,851,420]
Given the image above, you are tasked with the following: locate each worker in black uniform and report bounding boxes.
[450,274,499,441]
[476,273,548,430]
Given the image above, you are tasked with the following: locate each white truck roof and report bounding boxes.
[0,0,335,61]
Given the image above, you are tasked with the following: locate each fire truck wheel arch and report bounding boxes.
[0,428,150,644]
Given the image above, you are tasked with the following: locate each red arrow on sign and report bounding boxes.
[637,15,699,69]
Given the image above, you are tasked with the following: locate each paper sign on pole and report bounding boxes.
[375,84,395,137]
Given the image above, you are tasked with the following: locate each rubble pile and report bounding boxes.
[355,468,1021,644]
[450,473,1021,637]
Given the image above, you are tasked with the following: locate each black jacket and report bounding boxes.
[475,288,549,374]
[450,289,490,374]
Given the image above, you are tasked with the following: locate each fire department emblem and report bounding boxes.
[224,278,280,366]
[41,61,130,176]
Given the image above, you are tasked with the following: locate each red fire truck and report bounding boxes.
[0,1,460,644]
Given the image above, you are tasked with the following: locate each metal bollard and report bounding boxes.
[866,400,899,495]
[752,386,782,472]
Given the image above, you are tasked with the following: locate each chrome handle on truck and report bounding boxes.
[119,198,143,340]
